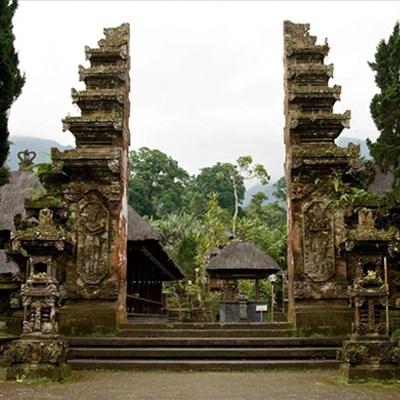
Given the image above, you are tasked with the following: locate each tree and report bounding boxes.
[128,147,190,218]
[190,156,269,236]
[367,21,400,184]
[272,176,287,204]
[0,0,25,185]
[189,162,245,217]
[149,211,201,279]
[227,156,269,237]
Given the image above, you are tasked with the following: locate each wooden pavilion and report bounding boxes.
[207,241,281,300]
[126,206,184,317]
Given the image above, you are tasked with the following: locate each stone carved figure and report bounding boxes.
[38,208,54,227]
[77,200,109,284]
[303,201,335,281]
[17,149,36,170]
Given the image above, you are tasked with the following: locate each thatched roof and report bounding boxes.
[127,205,184,281]
[0,169,41,231]
[127,206,160,241]
[0,249,19,274]
[206,241,281,279]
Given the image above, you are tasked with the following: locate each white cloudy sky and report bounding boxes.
[8,0,400,181]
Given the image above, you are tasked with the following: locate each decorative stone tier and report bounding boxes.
[288,85,341,112]
[287,63,333,86]
[71,88,126,115]
[285,46,327,63]
[290,143,359,175]
[51,147,122,179]
[78,65,127,89]
[62,115,123,146]
[289,110,350,142]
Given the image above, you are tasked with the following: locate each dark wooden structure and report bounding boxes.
[127,206,184,316]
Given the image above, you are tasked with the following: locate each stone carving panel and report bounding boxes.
[77,198,109,284]
[303,200,335,281]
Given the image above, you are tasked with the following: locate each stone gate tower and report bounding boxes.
[284,21,359,334]
[53,24,131,334]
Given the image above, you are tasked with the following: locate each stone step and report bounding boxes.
[66,336,344,348]
[71,346,338,359]
[68,358,341,371]
[118,329,293,338]
[119,322,293,330]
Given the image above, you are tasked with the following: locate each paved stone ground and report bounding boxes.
[0,369,399,400]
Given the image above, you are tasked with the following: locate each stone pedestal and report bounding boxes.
[294,300,353,336]
[4,339,70,381]
[59,300,118,336]
[339,338,400,383]
[219,300,268,323]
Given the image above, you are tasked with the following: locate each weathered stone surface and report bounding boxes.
[284,21,357,334]
[3,23,131,379]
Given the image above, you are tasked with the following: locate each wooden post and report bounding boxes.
[255,278,260,301]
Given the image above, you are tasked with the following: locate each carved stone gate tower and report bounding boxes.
[284,21,359,334]
[53,24,131,334]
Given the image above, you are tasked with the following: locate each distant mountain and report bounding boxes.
[7,136,73,171]
[243,181,277,207]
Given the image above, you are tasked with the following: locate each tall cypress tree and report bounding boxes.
[0,0,25,185]
[367,22,400,185]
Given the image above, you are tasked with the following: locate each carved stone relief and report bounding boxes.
[77,198,109,284]
[303,200,335,281]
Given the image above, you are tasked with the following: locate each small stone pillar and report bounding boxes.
[4,209,71,381]
[339,209,400,382]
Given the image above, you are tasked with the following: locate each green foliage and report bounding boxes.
[30,158,64,198]
[236,217,287,268]
[238,279,271,300]
[190,162,245,216]
[128,147,190,218]
[0,0,25,186]
[272,176,287,204]
[245,195,287,230]
[149,211,201,280]
[229,156,270,237]
[367,21,400,185]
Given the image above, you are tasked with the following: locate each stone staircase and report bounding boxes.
[66,322,344,371]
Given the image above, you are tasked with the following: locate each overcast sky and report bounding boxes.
[8,0,400,182]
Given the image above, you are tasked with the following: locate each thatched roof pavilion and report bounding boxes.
[207,241,281,301]
[127,206,184,281]
[0,169,41,273]
[207,241,281,279]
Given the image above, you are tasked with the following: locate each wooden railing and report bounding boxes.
[126,294,163,315]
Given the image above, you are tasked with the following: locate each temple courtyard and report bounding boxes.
[0,369,399,400]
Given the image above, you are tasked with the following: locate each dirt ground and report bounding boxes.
[0,369,399,400]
